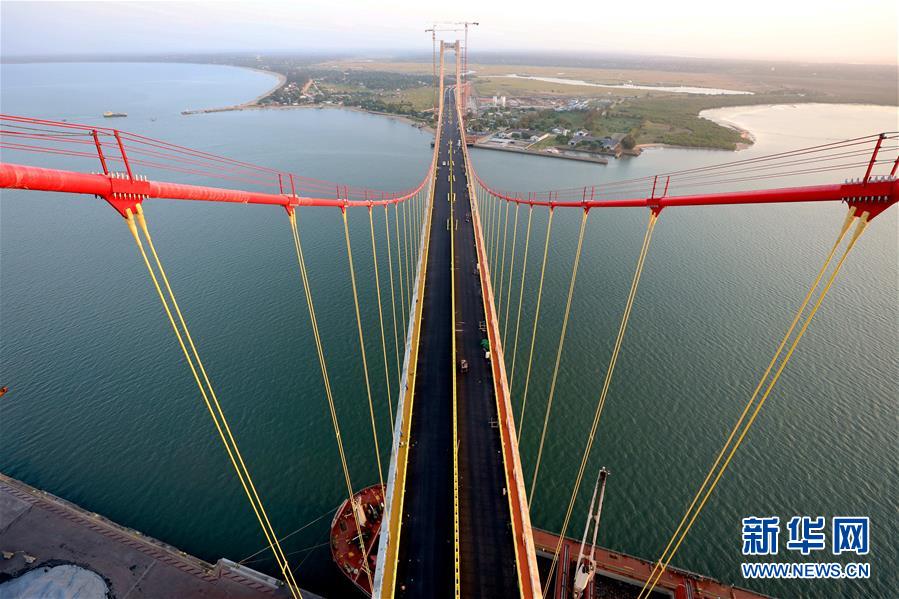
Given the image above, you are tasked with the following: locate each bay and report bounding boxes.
[1,62,896,598]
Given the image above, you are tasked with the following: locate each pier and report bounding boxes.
[0,473,317,598]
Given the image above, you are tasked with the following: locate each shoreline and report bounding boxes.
[183,97,434,133]
[181,66,286,114]
[472,142,609,164]
[185,68,890,159]
[635,115,755,153]
[698,107,758,149]
[181,66,434,133]
[633,139,751,153]
[238,66,288,105]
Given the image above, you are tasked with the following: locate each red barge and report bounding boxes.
[330,484,769,599]
[532,527,769,599]
[329,484,386,596]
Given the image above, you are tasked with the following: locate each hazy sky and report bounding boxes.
[2,0,896,64]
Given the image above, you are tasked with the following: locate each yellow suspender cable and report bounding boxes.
[475,188,481,226]
[497,201,511,317]
[288,211,374,593]
[485,191,493,265]
[343,210,385,488]
[494,196,504,275]
[638,209,866,599]
[369,208,395,432]
[126,206,303,599]
[483,190,489,254]
[638,205,858,596]
[484,190,492,263]
[418,191,423,259]
[418,190,424,259]
[508,206,534,394]
[384,206,402,386]
[412,193,419,264]
[517,208,555,441]
[402,199,412,302]
[474,187,481,223]
[542,211,659,599]
[394,203,407,337]
[399,201,407,311]
[413,197,418,280]
[502,204,521,349]
[406,198,413,300]
[490,194,501,273]
[528,209,589,502]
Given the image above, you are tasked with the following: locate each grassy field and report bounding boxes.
[304,56,895,150]
[473,76,653,98]
[319,58,897,106]
[622,97,745,149]
[396,86,438,111]
[315,81,435,113]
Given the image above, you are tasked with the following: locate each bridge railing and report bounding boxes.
[0,113,435,216]
[467,131,899,218]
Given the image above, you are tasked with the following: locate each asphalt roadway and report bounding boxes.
[394,89,519,598]
[450,109,521,597]
[394,88,455,598]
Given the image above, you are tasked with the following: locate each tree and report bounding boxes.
[581,108,599,131]
[621,134,637,150]
[555,134,570,144]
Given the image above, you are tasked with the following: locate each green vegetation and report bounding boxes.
[470,95,754,150]
[256,67,443,123]
[231,53,897,150]
[613,97,745,149]
[474,76,642,98]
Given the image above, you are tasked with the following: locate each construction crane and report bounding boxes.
[437,21,478,86]
[573,467,610,599]
[429,21,479,114]
[425,25,461,115]
[424,25,462,114]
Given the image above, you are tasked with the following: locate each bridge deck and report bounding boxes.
[391,89,523,598]
[451,99,521,596]
[393,90,455,598]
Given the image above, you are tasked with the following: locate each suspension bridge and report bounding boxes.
[1,39,896,599]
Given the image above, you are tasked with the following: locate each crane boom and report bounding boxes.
[573,468,610,598]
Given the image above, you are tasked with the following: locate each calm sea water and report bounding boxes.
[1,63,896,598]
